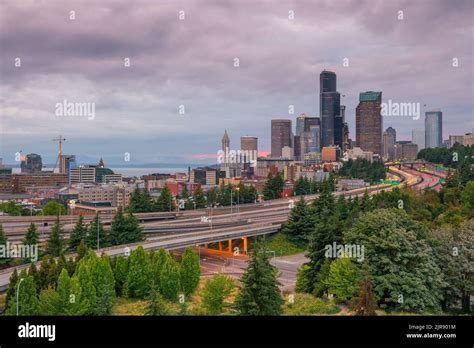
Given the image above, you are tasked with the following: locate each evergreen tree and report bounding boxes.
[124,246,151,298]
[23,222,39,246]
[351,266,377,316]
[194,186,207,209]
[38,256,58,290]
[28,263,41,294]
[5,268,18,309]
[76,239,87,262]
[109,207,127,245]
[281,196,314,246]
[86,214,109,249]
[151,249,168,291]
[180,247,200,296]
[155,185,175,212]
[128,186,153,213]
[38,288,61,315]
[0,224,11,266]
[201,273,234,315]
[123,212,145,244]
[5,271,39,315]
[145,282,169,316]
[68,215,87,250]
[305,209,341,294]
[159,255,181,301]
[46,215,63,257]
[113,255,129,296]
[74,262,96,315]
[262,172,284,200]
[234,242,284,315]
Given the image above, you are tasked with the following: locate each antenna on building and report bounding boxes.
[52,135,66,173]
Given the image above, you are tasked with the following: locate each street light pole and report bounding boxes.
[16,278,25,316]
[97,214,100,250]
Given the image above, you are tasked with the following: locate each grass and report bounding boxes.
[283,293,340,315]
[261,233,305,256]
[112,297,148,316]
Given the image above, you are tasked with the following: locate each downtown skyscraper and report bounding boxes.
[271,119,292,157]
[356,91,383,156]
[425,111,443,148]
[320,70,341,148]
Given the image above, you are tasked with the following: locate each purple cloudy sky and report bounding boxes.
[0,0,472,165]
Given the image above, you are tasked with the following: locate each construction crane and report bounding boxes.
[52,135,66,173]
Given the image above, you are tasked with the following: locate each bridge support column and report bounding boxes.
[228,239,232,253]
[218,242,223,251]
[242,237,247,254]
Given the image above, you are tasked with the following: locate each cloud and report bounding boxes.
[0,0,472,164]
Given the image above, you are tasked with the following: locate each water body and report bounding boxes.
[12,167,189,177]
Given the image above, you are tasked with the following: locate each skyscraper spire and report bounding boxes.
[222,129,230,151]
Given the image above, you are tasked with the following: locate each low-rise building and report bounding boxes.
[337,179,367,191]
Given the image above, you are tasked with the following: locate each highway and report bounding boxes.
[0,166,434,291]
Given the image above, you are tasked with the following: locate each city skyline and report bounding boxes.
[1,0,473,165]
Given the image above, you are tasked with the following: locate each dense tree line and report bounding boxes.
[4,245,201,316]
[293,173,336,196]
[287,171,474,313]
[417,144,474,167]
[128,183,258,213]
[338,158,386,184]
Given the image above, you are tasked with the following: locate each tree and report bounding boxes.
[325,257,360,303]
[109,208,127,245]
[159,255,181,301]
[194,187,207,209]
[155,185,175,212]
[5,271,39,315]
[0,224,11,266]
[38,288,62,315]
[262,172,284,200]
[5,268,19,309]
[125,246,151,299]
[344,209,443,312]
[86,214,109,249]
[150,249,168,291]
[23,222,39,246]
[128,186,153,213]
[461,181,474,217]
[69,215,87,250]
[86,253,116,315]
[123,212,145,244]
[76,240,87,262]
[234,242,284,315]
[46,216,64,257]
[351,265,377,316]
[432,219,474,313]
[66,276,90,315]
[305,211,341,294]
[113,255,129,296]
[38,256,58,290]
[42,200,66,216]
[145,282,169,316]
[281,196,314,246]
[201,273,234,315]
[28,263,41,294]
[180,247,200,296]
[74,262,96,315]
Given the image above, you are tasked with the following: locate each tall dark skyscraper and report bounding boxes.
[320,70,341,148]
[356,91,383,155]
[271,119,292,157]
